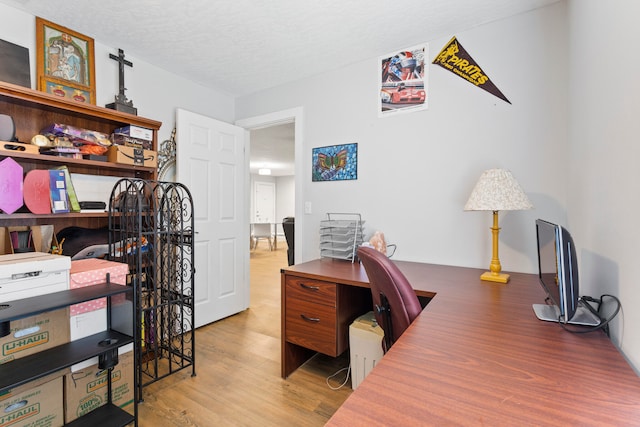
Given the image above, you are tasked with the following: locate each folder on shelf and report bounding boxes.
[55,166,81,212]
[49,170,69,213]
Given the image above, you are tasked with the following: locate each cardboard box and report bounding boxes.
[0,309,70,365]
[107,145,157,168]
[0,373,65,427]
[110,133,152,150]
[69,259,128,316]
[112,125,152,141]
[64,351,134,423]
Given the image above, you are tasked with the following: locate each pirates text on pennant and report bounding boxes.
[432,36,510,104]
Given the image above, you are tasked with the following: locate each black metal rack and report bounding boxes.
[107,178,195,403]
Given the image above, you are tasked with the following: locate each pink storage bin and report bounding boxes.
[69,259,128,316]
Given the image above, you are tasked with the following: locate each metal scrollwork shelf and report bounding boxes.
[108,178,195,402]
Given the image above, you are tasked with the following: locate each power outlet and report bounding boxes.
[304,201,312,214]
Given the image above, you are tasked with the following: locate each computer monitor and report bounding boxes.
[532,219,600,326]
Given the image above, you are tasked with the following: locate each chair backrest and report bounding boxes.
[282,217,295,266]
[282,217,294,246]
[252,223,272,237]
[357,246,422,351]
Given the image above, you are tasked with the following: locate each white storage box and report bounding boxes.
[349,311,384,389]
[0,252,71,302]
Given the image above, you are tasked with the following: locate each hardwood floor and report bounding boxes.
[138,242,352,426]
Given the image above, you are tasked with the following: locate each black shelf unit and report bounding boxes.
[65,404,134,427]
[0,281,137,426]
[108,178,195,403]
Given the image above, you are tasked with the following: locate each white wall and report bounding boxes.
[277,175,295,219]
[236,3,568,273]
[237,0,640,374]
[0,3,235,139]
[0,2,235,204]
[0,2,235,203]
[276,175,295,235]
[567,0,640,370]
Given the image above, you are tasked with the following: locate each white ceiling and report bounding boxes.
[4,0,558,97]
[250,123,295,176]
[2,0,559,175]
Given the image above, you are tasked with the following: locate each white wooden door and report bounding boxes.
[254,181,275,223]
[176,109,249,328]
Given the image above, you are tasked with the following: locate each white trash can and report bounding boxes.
[349,311,384,389]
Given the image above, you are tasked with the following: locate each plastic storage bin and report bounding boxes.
[349,311,384,389]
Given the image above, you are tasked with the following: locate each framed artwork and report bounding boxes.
[379,43,428,118]
[41,77,91,103]
[36,17,95,104]
[312,143,358,182]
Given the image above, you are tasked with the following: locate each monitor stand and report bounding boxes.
[532,301,601,326]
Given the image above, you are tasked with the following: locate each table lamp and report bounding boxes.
[464,169,533,283]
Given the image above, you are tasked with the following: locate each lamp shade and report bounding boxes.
[464,169,533,211]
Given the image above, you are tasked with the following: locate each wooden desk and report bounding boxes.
[281,259,640,425]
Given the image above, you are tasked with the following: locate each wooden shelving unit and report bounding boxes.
[0,80,161,230]
[0,80,162,425]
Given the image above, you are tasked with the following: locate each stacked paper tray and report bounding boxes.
[319,217,365,261]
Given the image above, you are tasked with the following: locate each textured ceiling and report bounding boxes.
[3,0,559,97]
[2,0,559,176]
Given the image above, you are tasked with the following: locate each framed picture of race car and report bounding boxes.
[379,43,428,117]
[312,143,358,182]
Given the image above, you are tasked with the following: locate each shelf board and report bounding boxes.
[0,329,133,391]
[65,403,134,427]
[0,149,156,174]
[0,211,108,220]
[0,284,132,322]
[0,80,161,130]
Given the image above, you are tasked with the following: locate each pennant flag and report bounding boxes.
[432,36,510,104]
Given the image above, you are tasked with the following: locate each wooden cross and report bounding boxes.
[109,48,133,97]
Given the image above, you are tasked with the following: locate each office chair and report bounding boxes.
[251,223,274,250]
[357,246,422,352]
[282,217,295,265]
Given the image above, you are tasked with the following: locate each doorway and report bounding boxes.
[237,107,304,304]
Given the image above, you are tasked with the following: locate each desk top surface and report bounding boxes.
[283,259,640,426]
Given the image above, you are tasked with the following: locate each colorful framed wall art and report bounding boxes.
[36,17,96,104]
[312,143,358,182]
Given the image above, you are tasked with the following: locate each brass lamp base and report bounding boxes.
[481,271,510,283]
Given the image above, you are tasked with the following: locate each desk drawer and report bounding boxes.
[286,278,336,307]
[285,297,337,356]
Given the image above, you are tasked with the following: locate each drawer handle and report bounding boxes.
[300,314,320,323]
[299,283,320,291]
